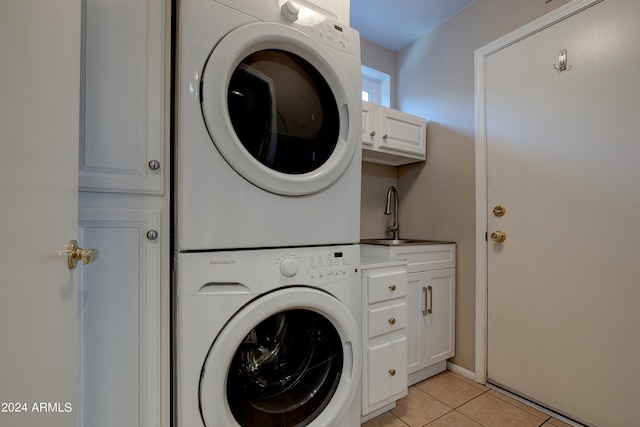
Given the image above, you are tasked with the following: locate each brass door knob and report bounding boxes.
[68,240,99,269]
[388,369,396,376]
[491,231,507,243]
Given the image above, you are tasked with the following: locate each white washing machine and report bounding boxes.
[174,245,362,426]
[175,0,363,251]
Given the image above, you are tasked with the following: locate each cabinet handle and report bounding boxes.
[370,130,376,137]
[388,284,396,291]
[422,287,427,315]
[388,317,396,325]
[146,230,159,240]
[388,368,396,376]
[382,134,388,141]
[148,160,161,171]
[422,286,433,315]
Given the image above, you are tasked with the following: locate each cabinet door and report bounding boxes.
[425,268,455,365]
[367,337,408,407]
[378,107,426,158]
[78,207,161,427]
[80,0,165,194]
[406,272,427,374]
[361,101,378,148]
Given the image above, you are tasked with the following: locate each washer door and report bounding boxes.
[199,287,361,427]
[201,22,359,196]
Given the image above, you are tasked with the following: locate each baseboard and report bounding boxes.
[446,361,479,383]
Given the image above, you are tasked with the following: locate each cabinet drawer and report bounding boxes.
[391,245,455,273]
[367,337,408,406]
[367,271,407,304]
[368,302,407,338]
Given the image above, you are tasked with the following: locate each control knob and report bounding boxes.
[280,1,299,22]
[279,257,299,277]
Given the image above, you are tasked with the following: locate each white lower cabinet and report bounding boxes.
[361,263,408,420]
[78,198,162,427]
[407,268,456,383]
[362,243,456,386]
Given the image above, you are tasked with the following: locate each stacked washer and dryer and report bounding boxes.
[173,0,364,426]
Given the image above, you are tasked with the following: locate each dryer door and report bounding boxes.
[200,22,359,196]
[199,287,361,426]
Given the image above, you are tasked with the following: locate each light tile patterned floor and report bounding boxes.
[362,371,576,427]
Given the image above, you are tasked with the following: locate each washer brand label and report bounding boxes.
[209,259,238,266]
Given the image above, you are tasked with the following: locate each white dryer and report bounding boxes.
[174,245,362,426]
[175,0,362,251]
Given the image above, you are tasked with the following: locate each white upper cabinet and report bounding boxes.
[80,0,165,194]
[362,101,426,166]
[296,0,350,25]
[361,100,378,149]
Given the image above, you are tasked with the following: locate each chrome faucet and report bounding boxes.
[384,186,399,240]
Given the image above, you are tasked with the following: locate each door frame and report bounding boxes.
[473,0,602,384]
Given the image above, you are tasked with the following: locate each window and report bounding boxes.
[361,65,390,107]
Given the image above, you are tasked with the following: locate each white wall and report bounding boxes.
[360,38,397,108]
[394,0,572,372]
[360,162,397,239]
[359,38,399,239]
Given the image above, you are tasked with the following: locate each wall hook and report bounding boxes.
[553,49,572,73]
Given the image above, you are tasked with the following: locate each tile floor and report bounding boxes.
[362,371,576,427]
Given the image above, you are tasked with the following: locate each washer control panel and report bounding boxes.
[272,245,360,284]
[175,244,361,295]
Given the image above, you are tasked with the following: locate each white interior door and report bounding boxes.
[0,1,82,426]
[480,0,640,426]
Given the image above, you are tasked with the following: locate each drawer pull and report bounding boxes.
[388,369,396,376]
[388,284,396,291]
[388,317,396,325]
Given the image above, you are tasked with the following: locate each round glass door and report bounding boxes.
[227,50,340,175]
[199,287,361,427]
[227,309,343,426]
[200,22,359,196]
